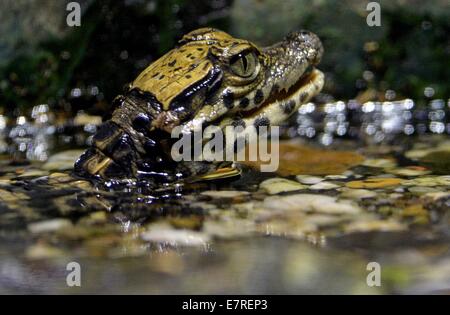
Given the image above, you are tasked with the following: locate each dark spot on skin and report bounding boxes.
[254,90,264,105]
[144,139,157,153]
[197,48,204,51]
[126,89,163,112]
[271,84,280,95]
[202,63,209,71]
[170,67,222,117]
[300,92,308,103]
[174,67,182,72]
[103,159,131,178]
[159,75,165,80]
[180,49,186,53]
[93,122,121,143]
[223,91,234,109]
[186,53,192,58]
[282,100,296,114]
[151,72,160,78]
[239,97,250,108]
[254,117,270,129]
[110,133,136,162]
[168,60,177,67]
[186,74,192,79]
[132,113,151,132]
[190,56,196,60]
[231,119,246,128]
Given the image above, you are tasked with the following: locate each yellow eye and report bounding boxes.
[230,51,257,77]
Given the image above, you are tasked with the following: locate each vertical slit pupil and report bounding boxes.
[242,54,248,72]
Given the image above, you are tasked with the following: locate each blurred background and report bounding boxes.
[0,0,449,160]
[1,0,448,116]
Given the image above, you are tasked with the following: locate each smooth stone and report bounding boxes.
[203,219,255,239]
[28,219,73,234]
[389,167,431,177]
[25,244,66,259]
[260,178,307,195]
[308,182,341,190]
[407,186,441,194]
[340,188,377,199]
[424,191,450,201]
[344,220,407,233]
[141,224,211,246]
[17,170,49,178]
[362,158,396,169]
[42,150,85,171]
[303,214,347,227]
[402,176,450,187]
[73,113,102,126]
[263,194,361,215]
[324,175,348,180]
[296,175,324,185]
[200,190,249,198]
[346,178,403,189]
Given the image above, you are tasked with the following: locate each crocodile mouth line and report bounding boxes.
[242,68,324,119]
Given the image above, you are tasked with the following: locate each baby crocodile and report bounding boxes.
[75,28,324,181]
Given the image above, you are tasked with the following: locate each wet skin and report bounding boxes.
[74,28,324,181]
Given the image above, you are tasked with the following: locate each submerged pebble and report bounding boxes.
[141,224,211,247]
[28,219,73,234]
[296,175,324,185]
[308,182,341,190]
[43,150,85,171]
[200,190,249,199]
[346,178,403,189]
[263,194,361,215]
[343,220,407,233]
[340,188,377,199]
[260,178,307,194]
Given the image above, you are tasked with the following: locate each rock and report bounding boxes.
[343,220,407,233]
[25,244,66,260]
[402,205,429,224]
[169,216,204,230]
[42,150,85,171]
[200,190,249,198]
[424,191,450,201]
[407,186,442,194]
[242,142,364,176]
[141,223,211,246]
[28,219,73,234]
[73,113,102,126]
[346,178,403,189]
[362,158,397,169]
[203,219,256,239]
[418,151,450,175]
[260,178,307,194]
[325,175,349,180]
[405,141,450,160]
[308,182,341,190]
[263,194,361,215]
[296,175,324,185]
[402,176,450,187]
[388,166,431,177]
[17,170,49,178]
[340,188,377,199]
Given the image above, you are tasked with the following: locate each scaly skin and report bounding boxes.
[74,28,324,181]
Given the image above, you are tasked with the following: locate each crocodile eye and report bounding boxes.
[230,51,257,77]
